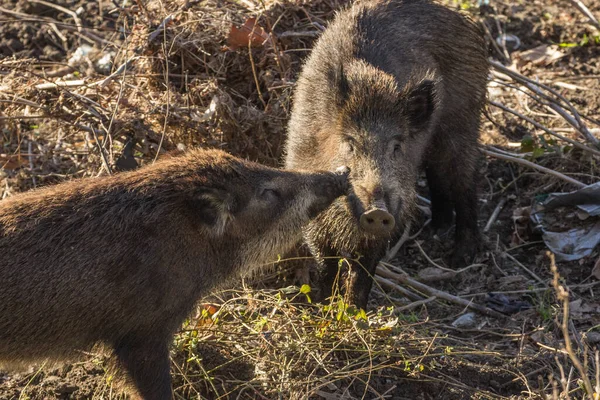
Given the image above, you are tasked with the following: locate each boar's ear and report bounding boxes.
[328,63,350,107]
[405,80,436,129]
[192,187,236,232]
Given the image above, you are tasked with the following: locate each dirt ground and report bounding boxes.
[1,0,600,399]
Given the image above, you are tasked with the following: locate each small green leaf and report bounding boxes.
[300,284,311,294]
[521,135,534,152]
[532,147,545,158]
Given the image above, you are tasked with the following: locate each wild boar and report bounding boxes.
[285,0,489,309]
[0,148,349,399]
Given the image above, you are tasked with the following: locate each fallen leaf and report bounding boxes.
[516,44,566,67]
[227,17,271,50]
[569,298,600,319]
[0,154,27,170]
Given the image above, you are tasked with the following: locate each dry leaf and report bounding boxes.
[516,44,566,67]
[227,18,271,50]
[569,298,600,319]
[0,154,27,170]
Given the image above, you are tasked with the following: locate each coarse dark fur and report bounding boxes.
[285,0,489,309]
[0,148,349,399]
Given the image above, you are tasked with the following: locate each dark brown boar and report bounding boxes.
[0,148,349,399]
[285,0,489,310]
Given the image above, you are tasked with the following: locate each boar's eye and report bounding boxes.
[341,136,356,154]
[259,187,281,202]
[393,143,402,155]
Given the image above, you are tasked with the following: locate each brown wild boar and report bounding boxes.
[285,0,489,309]
[0,148,349,399]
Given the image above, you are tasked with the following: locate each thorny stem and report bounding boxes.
[549,252,595,399]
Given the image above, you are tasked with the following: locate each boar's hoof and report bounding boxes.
[359,208,395,235]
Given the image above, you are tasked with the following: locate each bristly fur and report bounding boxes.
[284,0,489,309]
[0,148,348,399]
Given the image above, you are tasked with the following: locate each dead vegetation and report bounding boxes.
[1,0,600,399]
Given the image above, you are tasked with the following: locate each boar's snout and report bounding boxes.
[359,205,395,235]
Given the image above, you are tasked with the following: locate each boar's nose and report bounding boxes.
[359,208,395,235]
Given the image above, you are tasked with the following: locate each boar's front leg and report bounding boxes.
[317,243,386,311]
[114,334,173,400]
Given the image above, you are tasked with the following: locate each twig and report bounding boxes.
[28,0,82,32]
[489,100,600,157]
[248,32,266,109]
[490,60,599,147]
[414,241,485,274]
[148,14,174,42]
[484,197,507,233]
[570,0,600,29]
[278,31,320,38]
[27,140,36,188]
[93,57,138,88]
[504,253,546,286]
[89,127,112,175]
[153,28,170,162]
[417,194,432,205]
[376,263,508,319]
[394,297,436,313]
[383,221,412,262]
[35,80,85,90]
[374,275,424,302]
[550,252,595,399]
[484,148,586,188]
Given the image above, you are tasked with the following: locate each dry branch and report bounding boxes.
[376,263,508,319]
[490,60,599,147]
[35,80,85,90]
[489,100,600,157]
[483,148,586,188]
[483,197,506,233]
[570,0,600,29]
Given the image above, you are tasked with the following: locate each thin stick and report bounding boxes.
[413,241,484,274]
[491,60,599,146]
[89,127,112,175]
[278,31,320,38]
[550,252,595,399]
[148,14,174,42]
[394,297,436,313]
[248,31,267,109]
[374,276,424,302]
[504,252,546,286]
[484,149,586,188]
[93,57,138,88]
[489,101,600,157]
[376,263,508,319]
[27,140,36,188]
[570,0,600,29]
[383,221,412,262]
[484,197,507,233]
[28,0,82,32]
[35,80,85,90]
